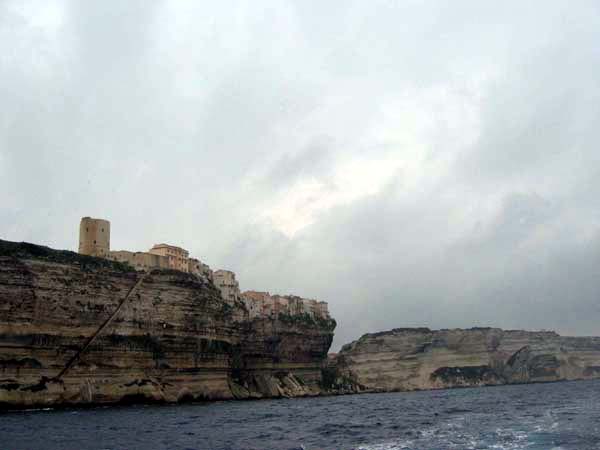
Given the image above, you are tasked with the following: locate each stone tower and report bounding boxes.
[79,217,110,257]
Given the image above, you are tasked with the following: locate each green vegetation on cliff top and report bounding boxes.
[0,239,134,273]
[278,312,336,331]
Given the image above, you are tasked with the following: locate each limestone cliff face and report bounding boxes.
[329,328,600,393]
[0,240,335,409]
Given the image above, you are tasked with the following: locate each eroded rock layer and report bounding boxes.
[329,328,600,393]
[0,240,335,409]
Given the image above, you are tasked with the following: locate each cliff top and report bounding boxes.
[338,327,562,352]
[357,327,560,340]
[0,239,134,272]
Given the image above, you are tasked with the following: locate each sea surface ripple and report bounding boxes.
[2,379,600,449]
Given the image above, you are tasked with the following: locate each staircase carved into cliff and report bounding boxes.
[53,273,148,382]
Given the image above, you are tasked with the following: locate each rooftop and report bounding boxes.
[151,243,188,252]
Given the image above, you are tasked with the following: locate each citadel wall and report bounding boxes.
[108,250,170,272]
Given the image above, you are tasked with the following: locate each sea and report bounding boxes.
[2,379,600,450]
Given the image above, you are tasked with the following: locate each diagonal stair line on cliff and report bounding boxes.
[52,273,148,382]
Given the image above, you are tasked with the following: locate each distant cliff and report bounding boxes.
[326,328,600,393]
[0,239,335,409]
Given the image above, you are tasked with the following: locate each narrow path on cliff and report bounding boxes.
[52,272,148,382]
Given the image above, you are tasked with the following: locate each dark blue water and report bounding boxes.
[2,380,600,450]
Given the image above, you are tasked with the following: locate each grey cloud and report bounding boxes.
[2,0,600,350]
[264,137,335,188]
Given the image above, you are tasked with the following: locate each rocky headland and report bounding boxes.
[3,238,600,409]
[0,239,335,409]
[326,327,600,393]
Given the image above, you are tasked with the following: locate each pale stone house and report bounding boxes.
[316,301,330,318]
[148,243,190,272]
[241,291,271,318]
[213,270,240,305]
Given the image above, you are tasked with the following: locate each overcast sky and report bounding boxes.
[2,1,600,349]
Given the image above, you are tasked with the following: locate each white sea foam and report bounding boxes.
[356,441,413,450]
[357,423,540,450]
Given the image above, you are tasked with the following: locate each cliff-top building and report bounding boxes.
[213,270,240,304]
[77,216,329,317]
[79,217,110,257]
[148,243,190,272]
[78,217,207,277]
[240,291,330,319]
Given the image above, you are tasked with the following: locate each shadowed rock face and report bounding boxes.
[330,328,600,393]
[0,240,335,409]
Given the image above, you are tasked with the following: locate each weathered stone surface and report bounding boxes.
[330,327,600,393]
[0,240,335,409]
